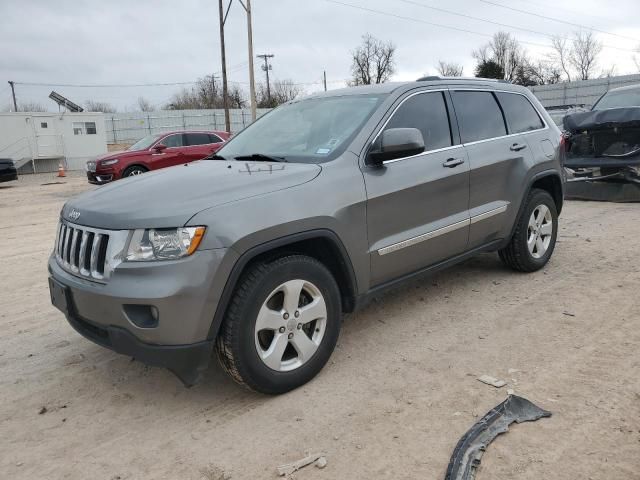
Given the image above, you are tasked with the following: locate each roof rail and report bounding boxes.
[416,76,512,84]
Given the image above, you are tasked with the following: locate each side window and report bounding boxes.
[72,122,84,135]
[185,133,212,146]
[451,91,506,143]
[209,134,223,143]
[384,92,452,152]
[161,134,184,148]
[85,122,97,135]
[495,92,544,134]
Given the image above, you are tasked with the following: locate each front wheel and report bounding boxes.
[216,255,342,394]
[122,165,147,177]
[499,189,558,272]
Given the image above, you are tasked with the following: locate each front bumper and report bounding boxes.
[87,171,114,185]
[0,169,18,182]
[48,248,230,385]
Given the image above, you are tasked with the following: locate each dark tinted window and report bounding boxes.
[209,133,223,143]
[161,134,184,148]
[451,91,506,143]
[186,133,213,146]
[384,92,452,151]
[496,92,544,133]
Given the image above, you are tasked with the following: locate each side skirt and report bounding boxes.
[354,239,503,310]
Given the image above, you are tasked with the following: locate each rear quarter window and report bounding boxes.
[496,92,544,134]
[451,91,507,143]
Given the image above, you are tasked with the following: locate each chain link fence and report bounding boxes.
[105,108,271,144]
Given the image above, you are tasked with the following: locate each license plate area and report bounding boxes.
[48,277,70,315]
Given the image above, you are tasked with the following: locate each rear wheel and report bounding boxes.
[499,189,558,272]
[123,165,147,177]
[216,255,341,394]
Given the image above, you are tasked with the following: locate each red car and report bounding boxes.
[87,130,230,184]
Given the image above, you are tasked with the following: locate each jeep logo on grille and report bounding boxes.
[68,209,81,221]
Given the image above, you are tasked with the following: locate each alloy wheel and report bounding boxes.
[254,279,327,372]
[527,204,553,259]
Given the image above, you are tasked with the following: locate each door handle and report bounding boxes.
[510,143,527,152]
[442,157,465,168]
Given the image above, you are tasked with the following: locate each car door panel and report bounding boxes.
[450,89,537,249]
[362,90,470,287]
[152,134,186,169]
[365,146,470,285]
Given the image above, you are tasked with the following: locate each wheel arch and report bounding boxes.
[530,172,564,215]
[501,170,564,250]
[207,229,358,341]
[123,163,149,174]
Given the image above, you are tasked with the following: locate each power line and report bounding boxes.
[321,0,550,49]
[479,0,640,43]
[395,0,637,53]
[15,80,198,88]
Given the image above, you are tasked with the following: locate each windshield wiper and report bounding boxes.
[205,153,226,160]
[234,153,287,162]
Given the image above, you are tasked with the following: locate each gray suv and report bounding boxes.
[48,78,564,394]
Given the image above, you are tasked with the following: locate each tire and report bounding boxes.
[216,255,342,394]
[499,188,558,272]
[122,165,147,177]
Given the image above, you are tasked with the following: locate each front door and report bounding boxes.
[151,133,186,170]
[31,116,60,158]
[363,90,470,287]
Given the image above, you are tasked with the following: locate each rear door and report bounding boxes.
[450,89,537,249]
[183,133,223,161]
[363,90,470,286]
[152,133,186,169]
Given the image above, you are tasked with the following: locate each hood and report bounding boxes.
[93,149,143,162]
[564,107,640,132]
[62,160,321,230]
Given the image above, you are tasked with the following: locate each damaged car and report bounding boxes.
[563,84,640,187]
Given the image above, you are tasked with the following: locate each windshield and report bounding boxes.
[217,94,386,163]
[128,134,160,151]
[592,88,640,110]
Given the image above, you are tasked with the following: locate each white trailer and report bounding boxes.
[0,112,107,173]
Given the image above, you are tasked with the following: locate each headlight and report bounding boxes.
[101,158,119,166]
[126,227,206,261]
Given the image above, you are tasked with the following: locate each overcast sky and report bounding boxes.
[1,0,639,111]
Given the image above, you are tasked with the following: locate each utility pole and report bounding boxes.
[239,0,257,121]
[257,54,274,106]
[218,0,231,133]
[8,81,17,112]
[323,71,327,92]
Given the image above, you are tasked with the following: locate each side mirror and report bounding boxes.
[367,128,425,165]
[154,144,167,152]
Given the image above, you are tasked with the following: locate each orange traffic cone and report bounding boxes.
[57,163,66,178]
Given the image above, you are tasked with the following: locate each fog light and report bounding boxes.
[123,304,159,328]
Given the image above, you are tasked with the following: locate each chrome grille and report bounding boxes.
[55,221,112,281]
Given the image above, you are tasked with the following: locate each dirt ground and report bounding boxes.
[1,173,639,480]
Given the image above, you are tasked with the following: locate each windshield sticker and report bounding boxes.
[315,147,331,155]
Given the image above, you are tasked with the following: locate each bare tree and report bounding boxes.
[256,79,303,108]
[436,61,463,77]
[20,102,48,112]
[569,31,602,81]
[350,34,396,86]
[84,100,116,113]
[2,102,48,112]
[516,60,562,86]
[473,32,527,82]
[551,36,572,82]
[167,75,249,110]
[137,97,154,112]
[633,44,640,72]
